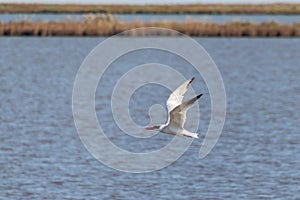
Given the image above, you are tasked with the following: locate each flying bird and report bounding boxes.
[145,77,202,139]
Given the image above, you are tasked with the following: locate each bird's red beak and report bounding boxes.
[145,126,153,130]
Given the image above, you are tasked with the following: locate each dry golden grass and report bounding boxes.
[1,20,300,37]
[1,3,300,14]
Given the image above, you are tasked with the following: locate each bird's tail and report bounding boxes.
[181,130,199,139]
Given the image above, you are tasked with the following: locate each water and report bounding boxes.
[114,14,300,24]
[1,13,300,24]
[1,37,300,199]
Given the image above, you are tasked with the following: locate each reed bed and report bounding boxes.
[1,20,300,37]
[1,3,300,14]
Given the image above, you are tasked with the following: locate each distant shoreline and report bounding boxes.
[1,20,299,37]
[1,3,300,15]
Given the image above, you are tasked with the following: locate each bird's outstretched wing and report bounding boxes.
[168,94,203,129]
[166,77,195,113]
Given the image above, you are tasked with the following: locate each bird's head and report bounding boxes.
[145,125,162,130]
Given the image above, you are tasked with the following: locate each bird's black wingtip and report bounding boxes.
[196,94,203,99]
[187,77,195,87]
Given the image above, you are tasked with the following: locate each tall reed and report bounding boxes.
[1,20,299,37]
[1,3,300,14]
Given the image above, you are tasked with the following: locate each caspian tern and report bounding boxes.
[145,77,202,139]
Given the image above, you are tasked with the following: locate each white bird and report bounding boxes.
[145,77,202,139]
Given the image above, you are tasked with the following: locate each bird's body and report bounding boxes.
[145,77,202,139]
